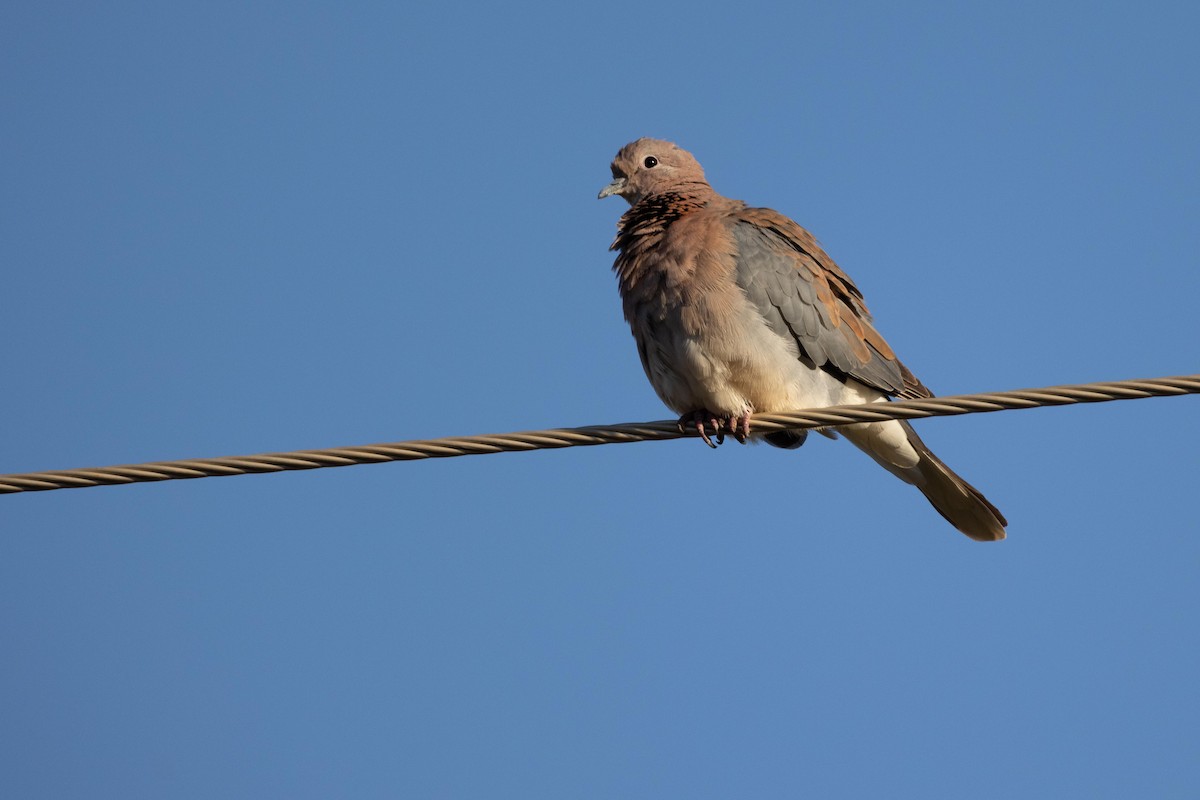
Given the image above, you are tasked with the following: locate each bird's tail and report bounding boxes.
[842,419,1007,541]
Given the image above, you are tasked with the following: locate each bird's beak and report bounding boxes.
[597,176,626,200]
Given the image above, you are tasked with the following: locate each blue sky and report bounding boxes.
[2,2,1198,797]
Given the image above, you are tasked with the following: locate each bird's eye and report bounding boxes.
[643,156,658,168]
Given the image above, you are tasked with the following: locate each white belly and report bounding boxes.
[645,303,858,414]
[639,302,920,472]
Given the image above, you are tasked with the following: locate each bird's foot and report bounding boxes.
[679,410,724,448]
[678,409,753,448]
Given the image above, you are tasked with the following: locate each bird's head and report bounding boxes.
[597,138,709,205]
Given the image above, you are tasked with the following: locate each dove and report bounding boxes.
[599,138,1007,540]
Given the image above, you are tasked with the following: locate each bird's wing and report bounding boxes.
[731,207,931,399]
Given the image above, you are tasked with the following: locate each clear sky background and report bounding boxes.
[3,2,1198,797]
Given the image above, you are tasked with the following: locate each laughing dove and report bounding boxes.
[599,138,1007,541]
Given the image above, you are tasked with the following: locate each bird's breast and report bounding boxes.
[618,212,841,415]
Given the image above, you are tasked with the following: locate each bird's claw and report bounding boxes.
[678,409,752,448]
[679,410,723,448]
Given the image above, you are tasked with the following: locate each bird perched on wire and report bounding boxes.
[598,138,1007,541]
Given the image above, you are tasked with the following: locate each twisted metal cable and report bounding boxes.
[2,374,1196,496]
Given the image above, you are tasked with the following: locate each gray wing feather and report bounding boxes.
[732,221,908,396]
